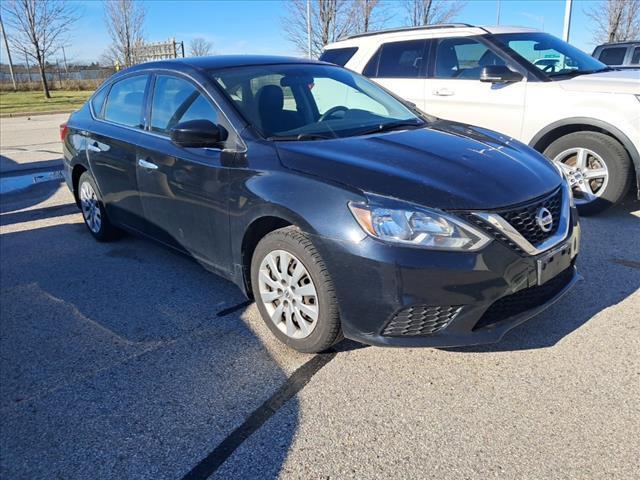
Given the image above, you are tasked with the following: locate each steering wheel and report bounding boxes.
[319,106,349,122]
[542,63,556,73]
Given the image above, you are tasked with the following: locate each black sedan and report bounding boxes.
[61,56,580,353]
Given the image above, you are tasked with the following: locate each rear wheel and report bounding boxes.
[251,226,342,353]
[543,132,633,215]
[77,171,119,241]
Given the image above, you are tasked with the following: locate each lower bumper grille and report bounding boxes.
[382,305,462,336]
[474,266,574,330]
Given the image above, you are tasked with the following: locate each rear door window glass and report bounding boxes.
[103,75,149,128]
[150,75,219,135]
[319,47,358,66]
[365,40,427,78]
[598,47,627,65]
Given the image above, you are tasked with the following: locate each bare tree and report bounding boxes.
[1,0,77,98]
[104,0,146,68]
[403,0,467,26]
[585,0,640,43]
[353,0,389,34]
[283,0,356,58]
[189,37,213,57]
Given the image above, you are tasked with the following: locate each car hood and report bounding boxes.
[275,121,562,211]
[558,69,640,95]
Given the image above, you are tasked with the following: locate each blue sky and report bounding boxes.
[2,0,602,64]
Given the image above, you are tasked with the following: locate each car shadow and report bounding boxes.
[446,196,640,353]
[0,221,306,479]
[0,155,64,212]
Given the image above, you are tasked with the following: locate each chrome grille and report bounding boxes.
[495,188,562,246]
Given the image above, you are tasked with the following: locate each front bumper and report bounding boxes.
[311,208,581,348]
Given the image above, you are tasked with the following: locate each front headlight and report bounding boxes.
[349,201,491,251]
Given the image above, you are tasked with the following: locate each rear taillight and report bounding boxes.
[59,123,68,142]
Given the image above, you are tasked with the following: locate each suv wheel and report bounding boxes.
[250,226,342,353]
[544,132,633,215]
[77,171,119,241]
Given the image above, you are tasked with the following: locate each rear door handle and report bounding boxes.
[138,158,158,170]
[87,142,102,153]
[433,88,455,96]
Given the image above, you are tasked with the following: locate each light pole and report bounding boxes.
[0,15,17,91]
[496,0,501,25]
[562,0,573,42]
[306,0,312,59]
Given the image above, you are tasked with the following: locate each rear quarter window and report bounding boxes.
[597,47,627,65]
[631,47,640,65]
[319,47,358,66]
[90,84,109,118]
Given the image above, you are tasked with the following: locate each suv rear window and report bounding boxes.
[631,47,640,65]
[598,47,627,65]
[319,47,358,66]
[363,40,427,78]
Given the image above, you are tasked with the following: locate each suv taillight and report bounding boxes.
[59,123,68,142]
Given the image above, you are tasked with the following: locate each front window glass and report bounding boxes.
[104,75,148,128]
[150,75,218,135]
[435,37,506,79]
[493,32,607,78]
[598,47,627,65]
[212,64,423,139]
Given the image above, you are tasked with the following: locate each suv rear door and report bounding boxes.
[363,39,429,110]
[424,36,526,138]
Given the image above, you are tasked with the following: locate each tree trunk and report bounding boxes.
[37,61,51,99]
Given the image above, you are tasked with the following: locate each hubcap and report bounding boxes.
[79,181,102,233]
[258,249,319,339]
[553,147,609,205]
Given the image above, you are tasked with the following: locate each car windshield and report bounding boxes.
[211,63,424,140]
[492,32,608,79]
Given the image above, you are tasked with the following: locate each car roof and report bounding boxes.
[595,41,640,47]
[126,55,324,74]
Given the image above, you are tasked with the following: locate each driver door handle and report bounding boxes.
[138,158,158,170]
[433,88,455,96]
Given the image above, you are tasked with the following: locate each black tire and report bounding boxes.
[251,226,342,353]
[543,131,633,215]
[77,171,119,242]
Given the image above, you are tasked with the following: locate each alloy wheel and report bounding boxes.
[257,249,319,339]
[79,181,102,234]
[553,147,609,205]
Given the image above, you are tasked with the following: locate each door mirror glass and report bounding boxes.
[480,65,523,83]
[170,119,228,148]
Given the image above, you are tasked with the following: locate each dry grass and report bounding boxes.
[0,90,93,114]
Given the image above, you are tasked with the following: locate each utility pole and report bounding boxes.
[62,45,69,73]
[306,0,312,59]
[24,52,32,82]
[0,15,17,91]
[496,0,501,25]
[562,0,572,42]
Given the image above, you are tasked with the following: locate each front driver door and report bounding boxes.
[136,73,235,273]
[424,36,527,138]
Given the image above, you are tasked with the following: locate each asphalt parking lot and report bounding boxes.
[1,114,639,479]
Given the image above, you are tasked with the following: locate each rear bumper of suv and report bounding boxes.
[311,207,580,348]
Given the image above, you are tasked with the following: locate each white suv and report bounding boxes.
[322,24,640,214]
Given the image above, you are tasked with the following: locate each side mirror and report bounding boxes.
[480,65,524,83]
[170,119,228,148]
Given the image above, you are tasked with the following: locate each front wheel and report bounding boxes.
[251,227,342,353]
[543,132,633,215]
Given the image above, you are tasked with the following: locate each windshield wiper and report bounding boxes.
[548,67,613,79]
[267,133,334,141]
[352,119,426,137]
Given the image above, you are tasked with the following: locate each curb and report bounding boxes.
[0,109,75,119]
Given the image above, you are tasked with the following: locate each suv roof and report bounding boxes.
[329,24,540,48]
